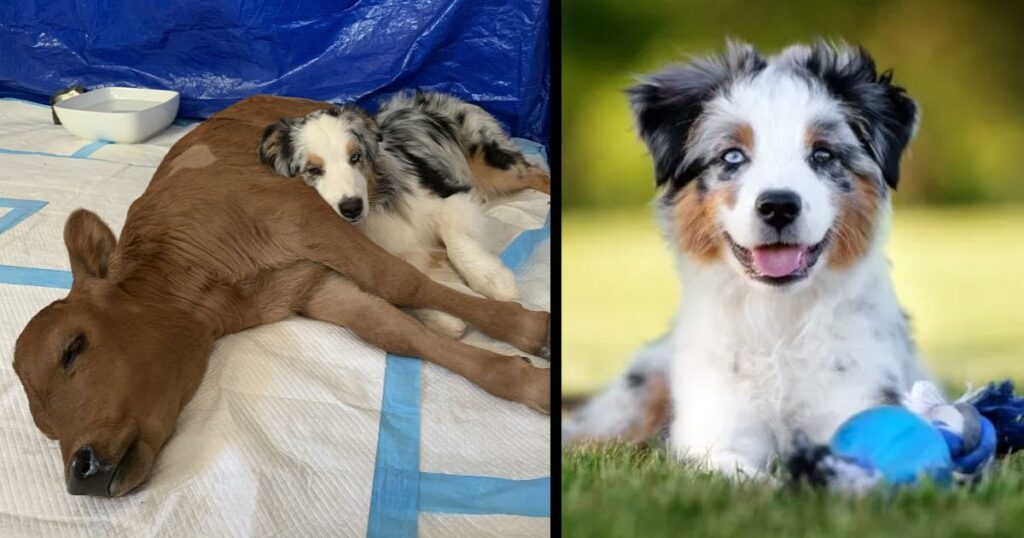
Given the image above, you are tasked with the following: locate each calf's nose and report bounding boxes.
[67,445,115,496]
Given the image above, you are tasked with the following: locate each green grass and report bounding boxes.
[563,206,1024,537]
[563,443,1024,538]
[564,205,1024,395]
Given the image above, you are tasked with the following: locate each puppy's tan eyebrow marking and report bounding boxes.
[805,125,820,147]
[729,123,754,151]
[307,154,324,168]
[346,138,359,156]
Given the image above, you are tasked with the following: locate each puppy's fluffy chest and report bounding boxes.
[361,191,444,263]
[672,259,921,449]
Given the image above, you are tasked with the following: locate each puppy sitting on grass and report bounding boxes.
[564,40,930,478]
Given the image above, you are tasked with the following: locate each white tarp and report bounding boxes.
[0,99,550,537]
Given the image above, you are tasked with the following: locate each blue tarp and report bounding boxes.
[0,0,549,145]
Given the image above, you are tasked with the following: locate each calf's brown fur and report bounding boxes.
[13,95,550,497]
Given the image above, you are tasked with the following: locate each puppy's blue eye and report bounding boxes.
[812,148,834,164]
[349,151,361,165]
[721,149,746,165]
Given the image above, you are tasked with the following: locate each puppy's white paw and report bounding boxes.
[416,309,467,339]
[465,263,519,301]
[706,451,766,481]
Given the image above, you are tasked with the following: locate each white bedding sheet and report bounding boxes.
[0,99,550,537]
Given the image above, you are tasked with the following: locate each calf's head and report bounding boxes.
[13,210,210,497]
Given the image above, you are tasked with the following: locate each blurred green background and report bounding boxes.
[563,0,1024,396]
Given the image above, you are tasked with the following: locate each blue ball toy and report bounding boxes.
[830,405,953,485]
[788,380,1019,492]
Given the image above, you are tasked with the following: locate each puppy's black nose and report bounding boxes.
[756,190,802,229]
[338,197,364,221]
[67,445,115,496]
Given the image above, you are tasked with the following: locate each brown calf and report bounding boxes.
[12,95,550,498]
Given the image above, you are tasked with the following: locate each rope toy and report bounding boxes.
[787,380,1024,493]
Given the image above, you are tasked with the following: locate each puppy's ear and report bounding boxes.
[258,119,301,177]
[628,40,765,189]
[802,41,919,190]
[359,113,383,166]
[64,209,116,284]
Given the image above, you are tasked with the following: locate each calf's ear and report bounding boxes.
[64,209,116,283]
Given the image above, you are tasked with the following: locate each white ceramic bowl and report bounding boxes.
[53,87,180,143]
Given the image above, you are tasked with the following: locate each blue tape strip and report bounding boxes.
[0,198,48,235]
[500,212,551,271]
[0,145,144,164]
[0,198,72,289]
[71,140,111,158]
[0,265,72,289]
[419,473,551,517]
[367,355,422,538]
[0,147,80,159]
[366,208,551,536]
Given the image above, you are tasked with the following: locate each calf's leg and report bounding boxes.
[300,274,550,413]
[283,198,549,356]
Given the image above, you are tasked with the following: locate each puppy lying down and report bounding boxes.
[258,90,551,338]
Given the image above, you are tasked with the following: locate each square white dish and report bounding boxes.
[53,87,180,143]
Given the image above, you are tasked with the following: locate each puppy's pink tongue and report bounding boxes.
[751,246,807,277]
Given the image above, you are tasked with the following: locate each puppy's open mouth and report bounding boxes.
[727,233,829,286]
